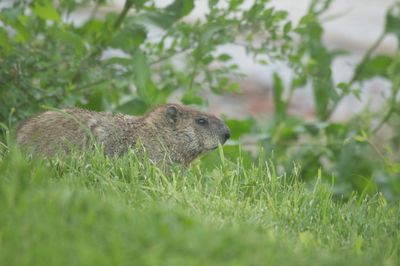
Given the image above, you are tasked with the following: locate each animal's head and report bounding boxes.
[146,103,231,164]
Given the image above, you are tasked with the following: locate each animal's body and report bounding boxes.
[16,104,231,165]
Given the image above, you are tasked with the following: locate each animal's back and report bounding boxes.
[16,109,131,156]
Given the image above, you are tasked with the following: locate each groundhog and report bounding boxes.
[16,103,231,165]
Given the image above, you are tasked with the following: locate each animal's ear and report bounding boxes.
[165,105,178,123]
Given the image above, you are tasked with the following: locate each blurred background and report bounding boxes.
[1,0,399,200]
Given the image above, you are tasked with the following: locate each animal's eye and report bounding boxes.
[196,118,208,125]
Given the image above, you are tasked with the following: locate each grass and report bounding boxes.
[0,147,399,266]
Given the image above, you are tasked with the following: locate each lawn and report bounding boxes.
[0,148,398,266]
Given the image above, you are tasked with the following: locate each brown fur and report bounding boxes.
[16,104,231,165]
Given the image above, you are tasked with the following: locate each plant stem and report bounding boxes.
[372,85,399,134]
[188,60,199,92]
[349,32,386,84]
[149,47,192,66]
[326,32,386,120]
[71,0,134,83]
[113,0,134,30]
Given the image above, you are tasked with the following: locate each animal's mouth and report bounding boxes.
[210,145,219,150]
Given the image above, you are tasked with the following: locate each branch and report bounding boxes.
[149,47,192,65]
[326,32,386,119]
[74,46,194,92]
[113,0,134,30]
[71,0,135,83]
[372,85,399,134]
[349,32,386,84]
[188,60,199,91]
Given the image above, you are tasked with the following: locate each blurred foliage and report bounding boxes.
[0,0,399,200]
[0,0,290,121]
[254,0,400,200]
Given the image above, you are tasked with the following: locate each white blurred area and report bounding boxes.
[1,0,397,121]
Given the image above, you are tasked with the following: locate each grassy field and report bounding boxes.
[0,147,399,266]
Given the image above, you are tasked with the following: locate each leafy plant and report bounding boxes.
[0,0,292,123]
[260,1,400,199]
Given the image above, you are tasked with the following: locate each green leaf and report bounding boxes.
[229,0,245,10]
[296,13,322,39]
[153,84,177,104]
[0,10,31,42]
[181,92,206,105]
[194,24,226,60]
[273,73,287,120]
[132,50,156,106]
[110,18,147,53]
[55,29,86,55]
[0,28,12,55]
[200,24,226,46]
[78,19,108,44]
[388,53,400,82]
[142,0,194,29]
[116,98,148,115]
[202,55,214,65]
[217,54,232,62]
[228,82,241,93]
[225,118,254,140]
[385,3,400,42]
[165,0,194,17]
[32,2,61,22]
[208,0,219,8]
[358,55,393,80]
[313,73,337,119]
[283,21,292,35]
[291,74,307,89]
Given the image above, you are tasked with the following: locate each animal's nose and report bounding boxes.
[219,122,231,144]
[223,132,231,142]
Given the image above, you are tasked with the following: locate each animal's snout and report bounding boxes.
[220,124,231,144]
[223,132,231,143]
